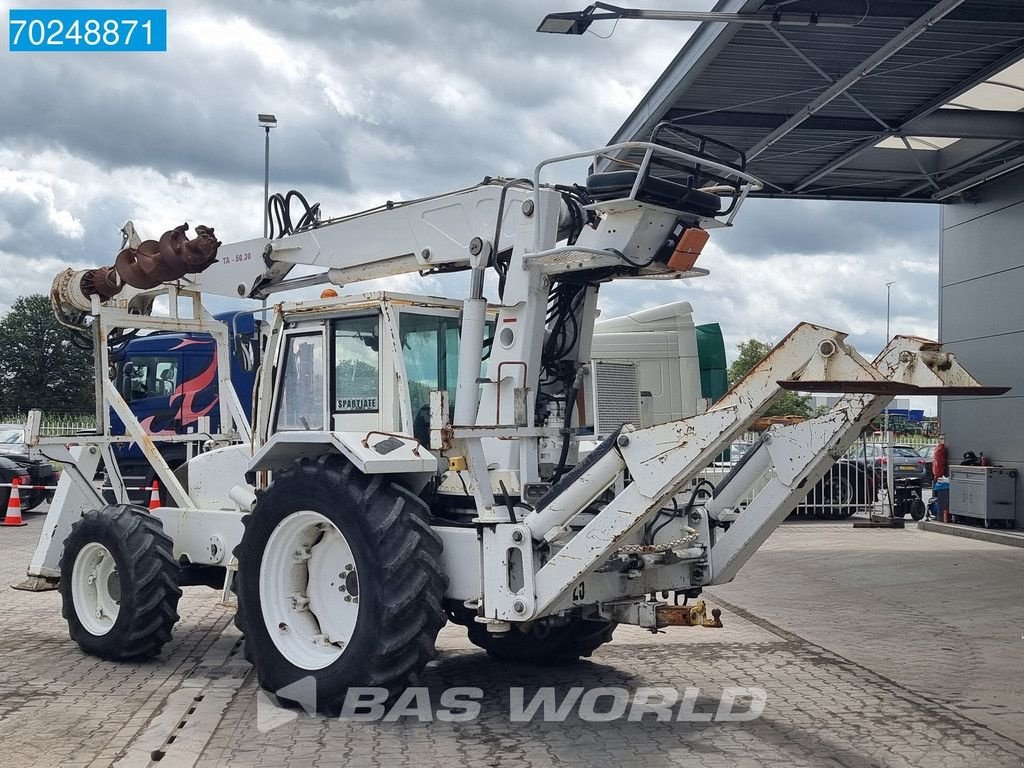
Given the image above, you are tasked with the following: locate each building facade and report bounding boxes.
[939,170,1024,527]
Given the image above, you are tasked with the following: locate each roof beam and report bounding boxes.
[909,109,1024,141]
[667,108,1024,141]
[792,45,1024,192]
[898,140,1021,197]
[775,1,1024,25]
[745,0,967,159]
[933,154,1024,199]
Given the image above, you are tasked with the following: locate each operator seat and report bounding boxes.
[159,367,176,396]
[585,170,722,218]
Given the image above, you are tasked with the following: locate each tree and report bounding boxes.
[0,294,95,415]
[728,337,812,418]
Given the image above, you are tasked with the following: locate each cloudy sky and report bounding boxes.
[0,0,940,406]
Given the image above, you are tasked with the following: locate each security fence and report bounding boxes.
[694,429,939,520]
[0,413,97,437]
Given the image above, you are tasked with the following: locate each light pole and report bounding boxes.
[885,280,894,344]
[884,280,895,514]
[258,114,277,238]
[536,2,866,34]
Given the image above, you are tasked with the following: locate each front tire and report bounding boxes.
[234,456,446,713]
[59,505,181,660]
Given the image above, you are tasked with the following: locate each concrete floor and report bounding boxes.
[1,507,1022,767]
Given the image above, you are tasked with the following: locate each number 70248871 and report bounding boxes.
[8,9,167,52]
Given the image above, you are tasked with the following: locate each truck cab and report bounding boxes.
[110,311,259,499]
[258,293,492,451]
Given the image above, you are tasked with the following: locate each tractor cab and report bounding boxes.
[263,292,493,450]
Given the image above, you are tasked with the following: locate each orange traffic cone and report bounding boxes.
[3,477,27,527]
[148,480,161,511]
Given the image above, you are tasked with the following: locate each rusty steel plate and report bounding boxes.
[778,380,1010,396]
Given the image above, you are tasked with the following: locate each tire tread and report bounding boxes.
[59,504,181,661]
[233,455,446,711]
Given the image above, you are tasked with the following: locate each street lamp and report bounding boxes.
[884,280,896,513]
[258,113,277,239]
[536,2,866,34]
[885,280,895,343]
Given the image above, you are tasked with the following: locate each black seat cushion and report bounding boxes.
[586,170,722,217]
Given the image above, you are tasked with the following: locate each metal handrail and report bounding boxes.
[530,141,764,251]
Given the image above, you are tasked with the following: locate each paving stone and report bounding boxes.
[2,513,1023,767]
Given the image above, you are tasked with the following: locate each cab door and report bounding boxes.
[271,329,329,435]
[178,349,221,433]
[330,314,383,432]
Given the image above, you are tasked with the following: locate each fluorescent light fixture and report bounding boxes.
[537,9,596,34]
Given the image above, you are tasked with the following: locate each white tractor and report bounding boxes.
[23,133,1004,712]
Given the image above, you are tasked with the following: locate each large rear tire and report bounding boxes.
[59,505,181,660]
[234,455,446,713]
[467,616,616,664]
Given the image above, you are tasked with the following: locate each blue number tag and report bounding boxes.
[9,9,167,52]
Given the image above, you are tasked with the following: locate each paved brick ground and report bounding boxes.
[710,518,1024,741]
[0,515,235,768]
[2,508,1022,768]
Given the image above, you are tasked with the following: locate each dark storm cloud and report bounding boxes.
[0,182,136,311]
[0,0,943,362]
[0,189,57,254]
[2,45,349,189]
[0,0,666,197]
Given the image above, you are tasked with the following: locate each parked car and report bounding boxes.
[0,424,59,511]
[846,442,927,519]
[846,443,927,482]
[0,455,33,512]
[793,458,879,519]
[709,440,878,519]
[918,443,940,482]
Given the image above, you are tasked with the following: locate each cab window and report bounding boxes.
[276,334,325,431]
[126,356,179,401]
[398,314,495,414]
[333,316,379,414]
[400,314,462,419]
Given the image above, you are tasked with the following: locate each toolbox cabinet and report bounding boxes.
[949,465,1016,527]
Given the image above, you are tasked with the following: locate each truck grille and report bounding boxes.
[592,360,641,437]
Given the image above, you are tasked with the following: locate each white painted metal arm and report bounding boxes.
[197,183,541,299]
[522,324,879,619]
[709,334,995,583]
[103,379,193,508]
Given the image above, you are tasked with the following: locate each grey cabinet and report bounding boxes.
[949,465,1017,524]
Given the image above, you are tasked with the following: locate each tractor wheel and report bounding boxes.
[467,616,616,664]
[233,455,446,713]
[59,505,181,660]
[909,497,927,522]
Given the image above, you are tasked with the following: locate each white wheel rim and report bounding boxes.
[259,511,360,670]
[72,542,121,636]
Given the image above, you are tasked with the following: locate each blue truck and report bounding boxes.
[110,311,258,501]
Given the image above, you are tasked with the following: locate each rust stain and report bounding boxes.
[116,224,221,289]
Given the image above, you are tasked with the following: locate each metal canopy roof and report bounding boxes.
[605,0,1024,202]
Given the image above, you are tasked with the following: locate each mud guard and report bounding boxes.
[247,431,437,492]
